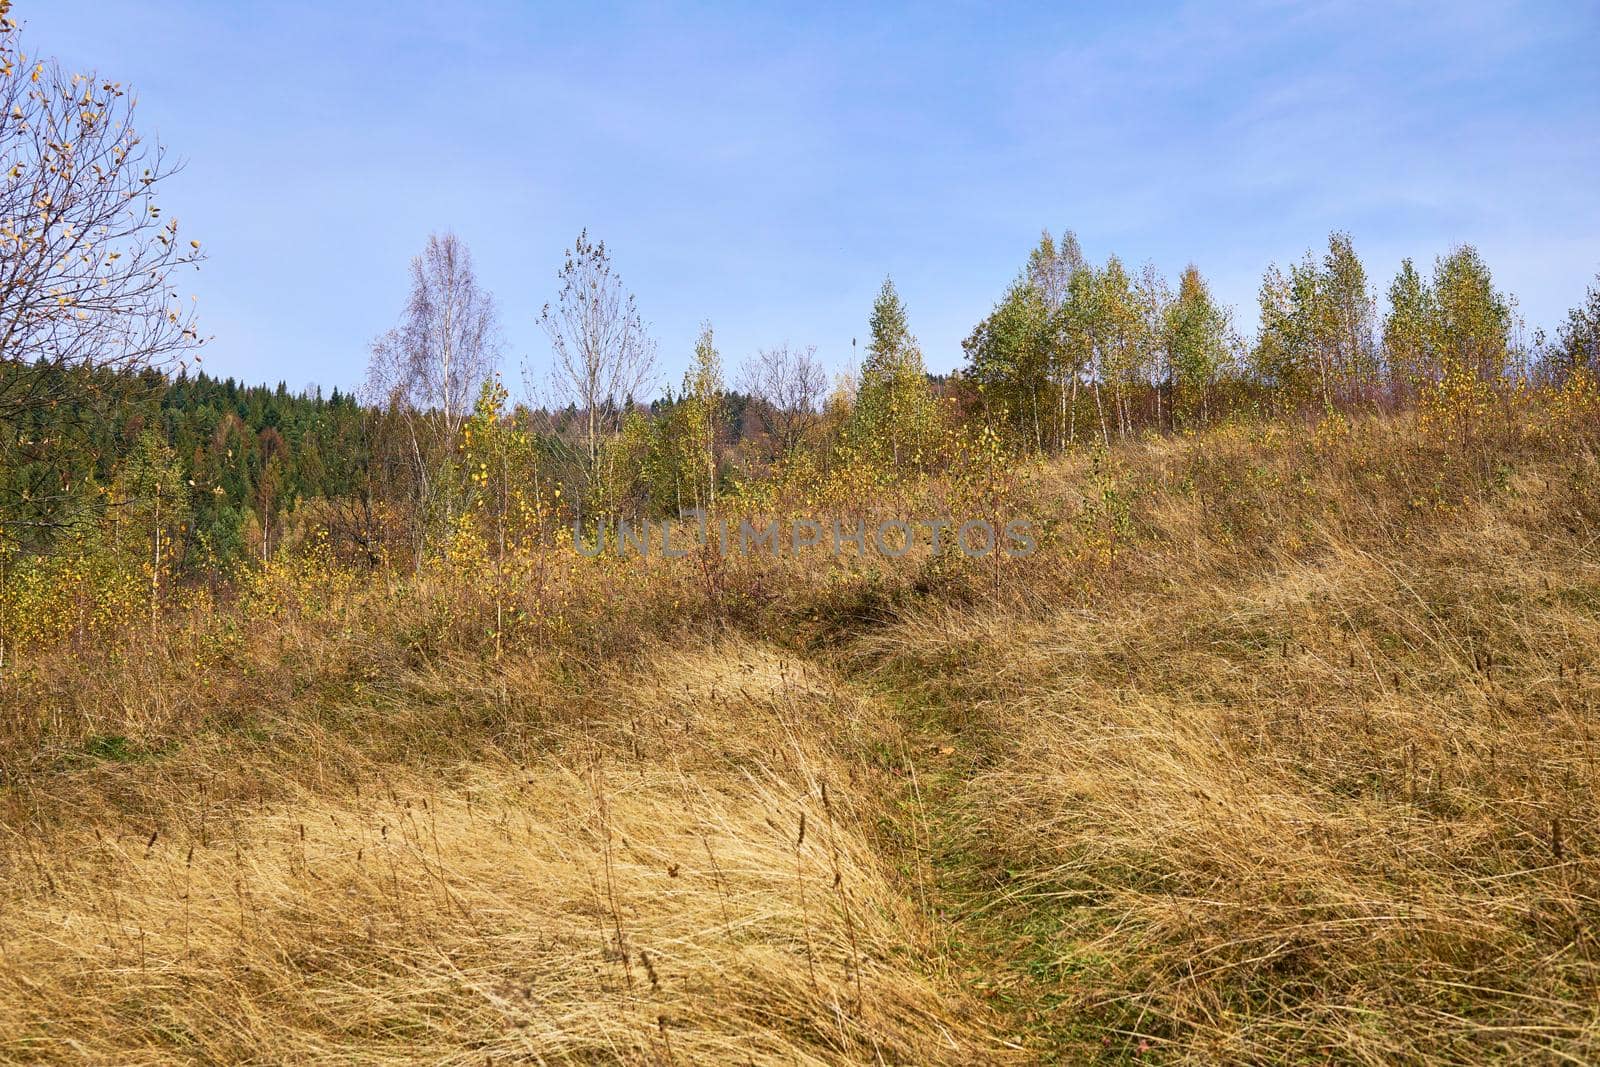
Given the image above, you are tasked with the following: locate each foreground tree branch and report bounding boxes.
[0,17,205,537]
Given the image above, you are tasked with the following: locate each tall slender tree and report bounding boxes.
[1383,258,1433,396]
[1167,265,1230,426]
[1321,232,1378,404]
[364,232,500,566]
[1097,256,1142,438]
[537,231,657,508]
[853,278,935,468]
[1034,231,1091,449]
[680,322,724,512]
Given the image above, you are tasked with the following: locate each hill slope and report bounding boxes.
[2,413,1598,1063]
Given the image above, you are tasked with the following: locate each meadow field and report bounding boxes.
[2,397,1597,1064]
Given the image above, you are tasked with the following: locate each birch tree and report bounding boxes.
[537,230,656,500]
[1321,232,1377,403]
[364,232,499,565]
[1382,258,1433,396]
[1167,265,1230,425]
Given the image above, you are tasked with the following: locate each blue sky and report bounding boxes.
[18,1,1600,394]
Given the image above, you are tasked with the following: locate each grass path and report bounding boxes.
[828,655,1132,1065]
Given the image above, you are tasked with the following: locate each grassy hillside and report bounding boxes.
[1,409,1597,1063]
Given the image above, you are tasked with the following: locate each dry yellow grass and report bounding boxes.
[2,410,1598,1063]
[852,417,1600,1062]
[0,644,1006,1064]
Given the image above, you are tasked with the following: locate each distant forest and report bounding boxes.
[1,227,1597,581]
